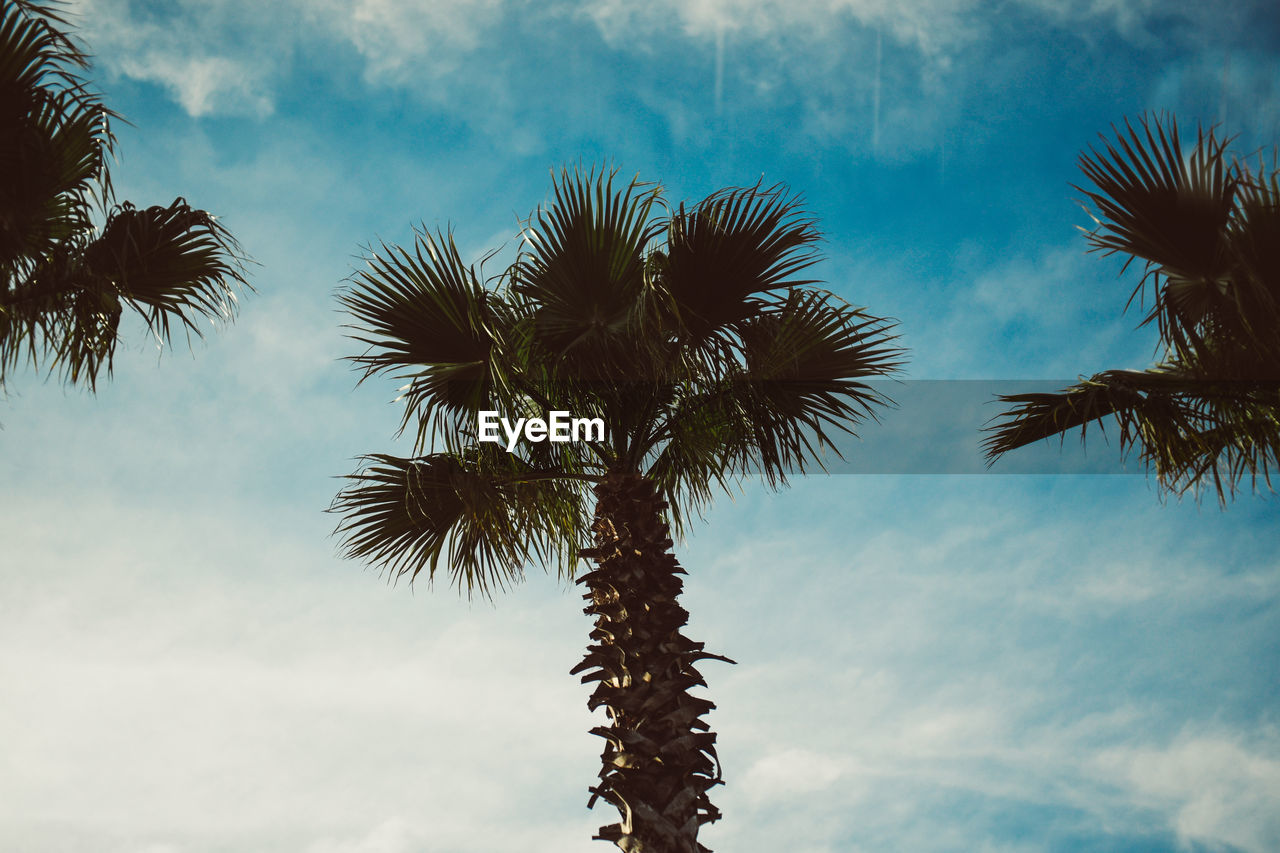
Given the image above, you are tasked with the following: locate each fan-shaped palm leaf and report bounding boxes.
[340,227,507,450]
[512,167,665,381]
[986,369,1278,501]
[661,181,822,345]
[646,289,900,505]
[332,450,591,596]
[3,199,247,387]
[987,114,1279,502]
[1,0,248,391]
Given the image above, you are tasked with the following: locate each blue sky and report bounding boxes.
[2,1,1278,851]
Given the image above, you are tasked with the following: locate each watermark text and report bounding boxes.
[478,410,605,452]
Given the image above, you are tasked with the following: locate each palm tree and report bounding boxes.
[984,114,1279,502]
[331,168,903,852]
[1,0,248,391]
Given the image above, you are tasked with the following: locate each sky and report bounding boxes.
[2,0,1279,851]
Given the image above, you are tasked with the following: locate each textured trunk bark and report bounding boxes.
[572,471,732,853]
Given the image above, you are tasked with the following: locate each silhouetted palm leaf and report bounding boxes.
[339,227,505,449]
[645,289,901,508]
[333,450,590,597]
[512,167,665,382]
[986,117,1279,503]
[1,0,248,390]
[662,181,822,345]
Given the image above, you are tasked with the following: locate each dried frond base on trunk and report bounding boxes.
[573,473,733,853]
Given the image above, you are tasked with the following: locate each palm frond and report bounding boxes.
[991,113,1279,503]
[1227,151,1280,356]
[512,166,665,381]
[87,199,247,335]
[983,374,1142,458]
[0,0,115,264]
[337,168,906,579]
[1,199,249,388]
[1076,114,1236,355]
[1162,405,1279,502]
[331,450,591,597]
[1,3,244,391]
[646,289,902,504]
[0,257,120,388]
[339,227,506,450]
[660,182,822,344]
[984,368,1280,500]
[742,290,902,480]
[1,90,107,268]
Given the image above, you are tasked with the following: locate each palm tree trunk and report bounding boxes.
[573,471,733,853]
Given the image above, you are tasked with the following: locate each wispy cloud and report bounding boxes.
[312,0,506,83]
[114,52,273,118]
[679,476,1280,852]
[1096,731,1280,852]
[65,0,1272,144]
[70,0,280,117]
[899,241,1163,378]
[305,819,427,853]
[0,489,596,851]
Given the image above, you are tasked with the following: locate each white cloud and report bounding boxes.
[1096,732,1280,853]
[587,0,975,57]
[900,239,1164,378]
[69,0,512,116]
[740,747,845,802]
[3,452,1275,851]
[319,0,506,83]
[580,0,1274,163]
[0,490,596,851]
[677,477,1280,851]
[970,246,1097,326]
[64,0,1261,137]
[583,0,1247,87]
[305,818,425,853]
[69,0,279,118]
[115,53,272,118]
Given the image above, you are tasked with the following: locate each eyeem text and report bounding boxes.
[478,410,605,452]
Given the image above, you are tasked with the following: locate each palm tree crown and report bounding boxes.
[0,0,248,390]
[985,114,1280,502]
[333,168,903,851]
